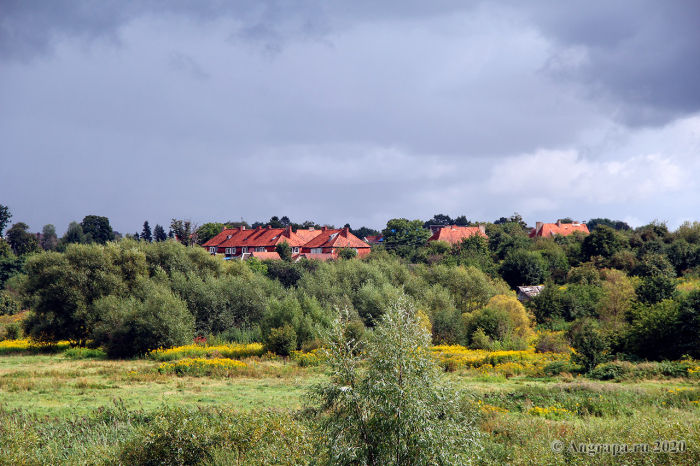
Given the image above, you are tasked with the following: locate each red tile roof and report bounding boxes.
[302,227,370,249]
[219,226,306,248]
[427,225,487,245]
[294,229,324,243]
[529,221,590,238]
[249,251,281,260]
[294,253,336,262]
[364,235,383,244]
[202,228,240,248]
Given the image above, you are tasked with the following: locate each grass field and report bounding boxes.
[1,347,700,465]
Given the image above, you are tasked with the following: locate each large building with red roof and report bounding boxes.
[202,225,370,260]
[529,220,589,238]
[427,225,488,245]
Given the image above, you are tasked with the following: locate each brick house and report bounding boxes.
[300,227,371,258]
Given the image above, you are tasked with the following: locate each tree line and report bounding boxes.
[2,204,700,368]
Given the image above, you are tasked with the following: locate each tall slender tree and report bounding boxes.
[0,204,11,237]
[141,221,153,242]
[153,224,167,242]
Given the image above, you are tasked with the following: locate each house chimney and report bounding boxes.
[479,225,486,234]
[536,222,543,235]
[309,227,314,231]
[221,226,226,232]
[284,225,292,237]
[266,225,271,229]
[241,226,245,230]
[255,225,262,231]
[556,220,562,227]
[342,226,349,237]
[321,226,327,232]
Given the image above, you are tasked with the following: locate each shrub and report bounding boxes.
[535,331,569,353]
[3,322,22,340]
[264,324,297,357]
[119,406,222,466]
[567,319,609,372]
[0,292,20,316]
[308,301,482,465]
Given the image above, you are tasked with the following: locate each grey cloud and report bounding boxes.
[168,52,210,80]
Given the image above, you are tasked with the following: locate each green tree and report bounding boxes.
[0,204,12,237]
[81,215,114,244]
[382,218,430,256]
[6,222,40,256]
[581,225,629,261]
[196,222,225,245]
[308,301,481,466]
[153,224,167,242]
[170,219,194,246]
[141,221,152,243]
[500,249,549,288]
[275,241,293,262]
[60,221,87,248]
[40,224,58,251]
[567,319,609,372]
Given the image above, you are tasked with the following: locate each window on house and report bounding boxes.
[242,247,248,253]
[292,247,299,253]
[209,247,217,254]
[311,248,322,254]
[255,247,266,252]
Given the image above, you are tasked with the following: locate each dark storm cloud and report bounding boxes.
[520,0,700,126]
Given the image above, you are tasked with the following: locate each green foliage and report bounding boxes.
[196,222,224,245]
[336,247,358,260]
[463,295,533,349]
[5,222,41,256]
[274,241,292,262]
[0,291,20,315]
[170,219,194,246]
[634,252,676,278]
[624,299,680,360]
[382,218,430,257]
[308,301,481,466]
[40,224,58,251]
[59,221,88,248]
[153,224,167,242]
[674,290,700,359]
[500,249,549,288]
[92,282,194,358]
[567,319,609,372]
[141,221,152,242]
[119,406,223,466]
[80,215,114,244]
[529,283,603,324]
[581,224,629,261]
[635,275,677,304]
[264,324,297,356]
[3,322,23,340]
[0,204,11,237]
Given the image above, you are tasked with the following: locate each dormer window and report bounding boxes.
[292,247,299,253]
[227,235,232,239]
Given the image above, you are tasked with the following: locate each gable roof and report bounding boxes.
[249,251,281,260]
[529,221,589,238]
[427,225,488,245]
[219,226,306,248]
[303,227,369,249]
[294,228,324,243]
[202,228,240,248]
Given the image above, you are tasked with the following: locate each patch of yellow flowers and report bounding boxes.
[158,358,247,376]
[527,405,573,419]
[432,345,570,376]
[148,342,264,361]
[0,339,72,354]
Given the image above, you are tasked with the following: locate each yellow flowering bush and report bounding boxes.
[148,342,264,361]
[158,358,248,377]
[290,348,325,367]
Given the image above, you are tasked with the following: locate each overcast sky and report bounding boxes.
[1,1,699,235]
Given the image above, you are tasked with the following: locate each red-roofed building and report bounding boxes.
[300,227,371,258]
[294,228,324,243]
[202,228,241,255]
[427,225,487,245]
[529,220,590,238]
[246,251,281,261]
[293,253,336,262]
[217,225,307,257]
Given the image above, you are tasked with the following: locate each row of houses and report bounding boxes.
[202,220,588,261]
[202,225,371,261]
